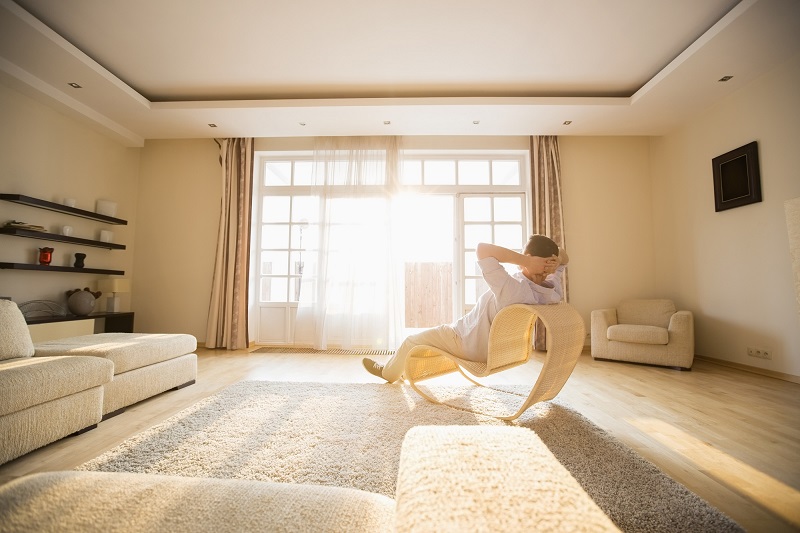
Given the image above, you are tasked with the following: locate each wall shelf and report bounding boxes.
[0,262,124,276]
[0,227,126,250]
[0,193,127,225]
[26,311,134,332]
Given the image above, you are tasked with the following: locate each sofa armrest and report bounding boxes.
[0,471,395,533]
[394,425,619,532]
[590,308,617,358]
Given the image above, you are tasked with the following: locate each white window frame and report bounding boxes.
[251,149,530,345]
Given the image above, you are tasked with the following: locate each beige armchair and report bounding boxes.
[591,299,694,370]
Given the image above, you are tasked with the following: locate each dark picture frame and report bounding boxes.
[712,141,762,212]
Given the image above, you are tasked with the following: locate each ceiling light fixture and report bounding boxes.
[718,75,734,82]
[383,121,391,125]
[208,123,217,128]
[67,82,82,88]
[473,120,480,125]
[299,122,306,126]
[563,120,572,125]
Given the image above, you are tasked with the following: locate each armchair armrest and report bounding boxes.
[590,308,617,358]
[668,310,693,334]
[667,310,694,357]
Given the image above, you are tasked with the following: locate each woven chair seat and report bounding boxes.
[404,303,585,420]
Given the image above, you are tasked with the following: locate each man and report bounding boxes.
[363,235,568,383]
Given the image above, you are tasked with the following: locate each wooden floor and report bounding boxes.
[1,348,798,532]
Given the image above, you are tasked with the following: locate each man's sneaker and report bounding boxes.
[362,358,387,381]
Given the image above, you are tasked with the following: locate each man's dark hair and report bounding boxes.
[524,235,559,258]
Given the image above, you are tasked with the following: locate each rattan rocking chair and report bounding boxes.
[403,303,585,420]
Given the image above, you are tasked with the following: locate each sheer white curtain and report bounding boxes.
[293,136,404,350]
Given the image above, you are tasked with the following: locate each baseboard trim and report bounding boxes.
[696,355,800,384]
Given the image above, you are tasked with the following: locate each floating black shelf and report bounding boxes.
[0,227,126,250]
[0,262,124,275]
[0,193,127,225]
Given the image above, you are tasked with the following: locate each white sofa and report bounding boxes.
[0,301,114,465]
[35,332,197,418]
[0,425,621,533]
[0,300,198,465]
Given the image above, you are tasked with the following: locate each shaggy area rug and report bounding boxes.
[78,381,742,533]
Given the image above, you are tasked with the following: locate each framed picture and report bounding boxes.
[712,141,762,212]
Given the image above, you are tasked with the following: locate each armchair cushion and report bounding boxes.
[607,324,669,345]
[617,299,676,328]
[0,301,34,361]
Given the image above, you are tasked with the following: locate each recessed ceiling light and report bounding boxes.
[473,120,480,125]
[67,82,82,89]
[383,121,391,125]
[563,120,572,125]
[208,123,217,128]
[299,122,306,126]
[718,75,734,82]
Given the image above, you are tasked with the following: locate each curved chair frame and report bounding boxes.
[403,303,585,420]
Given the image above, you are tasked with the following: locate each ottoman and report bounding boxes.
[34,333,197,418]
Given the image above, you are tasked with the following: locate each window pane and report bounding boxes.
[294,161,313,185]
[395,195,453,262]
[458,160,490,185]
[291,196,318,223]
[464,196,491,222]
[464,224,492,249]
[494,196,522,222]
[265,162,291,186]
[290,277,302,302]
[424,160,456,185]
[331,160,349,185]
[289,251,305,275]
[464,277,488,305]
[261,224,290,249]
[261,251,288,275]
[464,252,479,275]
[401,160,422,185]
[492,160,520,185]
[262,196,290,223]
[261,277,288,302]
[494,224,523,250]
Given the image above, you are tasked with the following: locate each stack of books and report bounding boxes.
[4,220,47,232]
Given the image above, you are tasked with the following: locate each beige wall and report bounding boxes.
[559,136,656,332]
[651,50,800,375]
[133,139,220,340]
[0,83,140,332]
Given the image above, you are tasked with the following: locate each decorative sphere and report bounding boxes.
[67,290,96,316]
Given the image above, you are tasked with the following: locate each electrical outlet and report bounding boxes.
[747,346,772,359]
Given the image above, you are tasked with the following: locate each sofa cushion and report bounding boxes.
[0,471,395,533]
[607,324,669,345]
[0,356,114,416]
[34,333,197,374]
[617,299,676,328]
[0,301,35,361]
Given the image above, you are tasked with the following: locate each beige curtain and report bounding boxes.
[531,135,567,349]
[206,138,254,350]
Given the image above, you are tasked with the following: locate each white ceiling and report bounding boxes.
[1,0,799,147]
